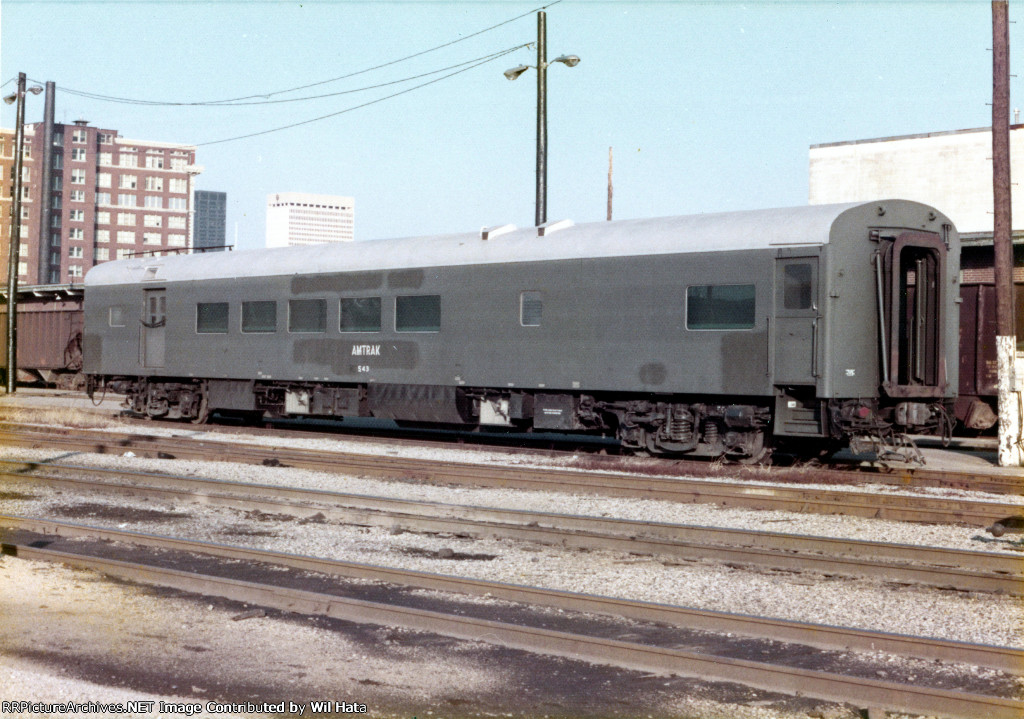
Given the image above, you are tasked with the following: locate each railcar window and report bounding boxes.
[289,299,327,333]
[340,297,381,332]
[686,284,756,330]
[783,263,813,310]
[242,301,277,333]
[520,291,543,327]
[396,295,441,332]
[196,302,229,334]
[108,306,127,327]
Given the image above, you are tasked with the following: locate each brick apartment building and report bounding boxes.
[1,119,199,285]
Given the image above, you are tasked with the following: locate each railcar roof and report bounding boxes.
[83,201,923,287]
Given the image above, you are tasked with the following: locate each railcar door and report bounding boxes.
[142,289,166,368]
[773,258,819,384]
[876,231,947,397]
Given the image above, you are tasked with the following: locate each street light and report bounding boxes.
[504,11,580,227]
[3,73,43,394]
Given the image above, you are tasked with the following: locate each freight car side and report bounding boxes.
[956,280,1024,430]
[0,284,85,387]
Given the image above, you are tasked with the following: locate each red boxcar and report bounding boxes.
[956,280,1024,429]
[0,284,84,387]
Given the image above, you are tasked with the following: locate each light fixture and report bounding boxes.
[503,64,530,81]
[501,10,580,227]
[3,86,41,104]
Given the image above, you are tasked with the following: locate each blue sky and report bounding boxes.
[0,0,1016,251]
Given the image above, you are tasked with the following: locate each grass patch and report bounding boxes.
[0,406,127,430]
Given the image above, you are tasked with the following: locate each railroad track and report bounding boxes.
[1,519,1019,719]
[0,426,1018,525]
[3,400,1020,494]
[2,459,1020,596]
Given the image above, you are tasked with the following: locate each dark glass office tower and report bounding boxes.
[194,190,227,251]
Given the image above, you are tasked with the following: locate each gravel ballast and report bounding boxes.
[0,447,1020,648]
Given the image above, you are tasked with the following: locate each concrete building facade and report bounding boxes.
[809,125,1024,238]
[265,192,354,248]
[0,120,199,285]
[809,125,1024,340]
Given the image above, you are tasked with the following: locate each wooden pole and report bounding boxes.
[992,0,1022,466]
[607,147,613,221]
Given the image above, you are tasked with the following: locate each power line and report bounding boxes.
[196,45,522,147]
[52,44,531,107]
[38,0,560,108]
[204,0,561,104]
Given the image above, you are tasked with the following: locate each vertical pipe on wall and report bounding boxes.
[37,82,55,284]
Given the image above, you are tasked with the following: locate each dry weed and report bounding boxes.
[0,405,126,430]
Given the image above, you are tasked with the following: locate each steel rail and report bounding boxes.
[2,403,1020,496]
[0,427,1018,525]
[2,461,1021,595]
[1,536,1019,719]
[2,515,1022,673]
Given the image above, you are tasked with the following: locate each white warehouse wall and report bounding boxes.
[809,126,1024,234]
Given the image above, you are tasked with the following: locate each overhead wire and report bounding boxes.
[17,1,556,146]
[195,43,525,146]
[52,44,531,107]
[38,0,560,107]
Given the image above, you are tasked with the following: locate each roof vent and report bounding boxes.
[537,219,573,237]
[142,266,160,281]
[480,224,516,241]
[73,119,89,126]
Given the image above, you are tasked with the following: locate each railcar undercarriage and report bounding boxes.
[90,376,948,464]
[830,397,954,464]
[597,399,772,461]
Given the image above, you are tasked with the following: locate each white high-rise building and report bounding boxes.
[265,192,354,247]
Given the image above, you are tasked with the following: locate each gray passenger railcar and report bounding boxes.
[83,200,959,461]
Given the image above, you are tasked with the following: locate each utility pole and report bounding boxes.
[992,0,1022,466]
[5,73,28,394]
[502,12,579,227]
[607,147,613,221]
[536,10,548,227]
